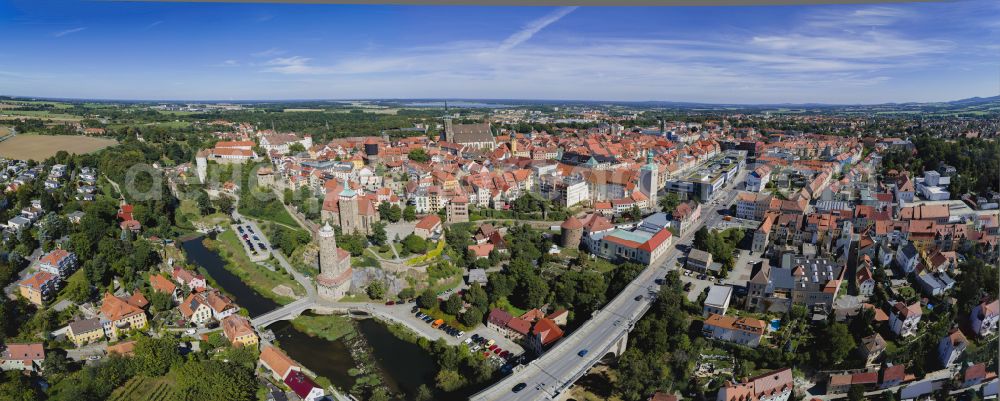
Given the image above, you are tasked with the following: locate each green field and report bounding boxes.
[205,230,305,304]
[108,376,174,401]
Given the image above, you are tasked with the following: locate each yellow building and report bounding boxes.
[67,318,105,346]
[18,272,57,306]
[222,315,259,348]
[99,292,148,339]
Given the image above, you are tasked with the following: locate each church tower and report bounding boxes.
[337,179,360,234]
[317,221,353,300]
[640,150,659,198]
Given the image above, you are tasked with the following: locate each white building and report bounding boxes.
[745,165,772,192]
[889,301,922,338]
[703,285,733,317]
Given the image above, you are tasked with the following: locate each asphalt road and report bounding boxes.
[473,171,747,401]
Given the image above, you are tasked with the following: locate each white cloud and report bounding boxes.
[497,7,577,52]
[52,27,86,38]
[252,48,285,58]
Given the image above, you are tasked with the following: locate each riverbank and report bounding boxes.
[201,230,305,305]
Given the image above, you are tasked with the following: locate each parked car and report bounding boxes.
[385,300,395,306]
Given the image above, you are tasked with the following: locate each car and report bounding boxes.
[412,306,420,313]
[87,355,102,361]
[252,235,260,241]
[654,278,666,285]
[457,331,465,337]
[683,282,693,291]
[385,300,395,305]
[684,270,691,276]
[258,242,266,249]
[578,349,589,357]
[634,295,643,301]
[237,227,244,233]
[512,383,527,393]
[464,338,473,345]
[471,334,480,341]
[488,344,497,351]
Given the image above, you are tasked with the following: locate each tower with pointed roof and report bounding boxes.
[640,150,659,199]
[337,179,362,235]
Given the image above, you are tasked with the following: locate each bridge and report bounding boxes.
[470,172,745,401]
[250,297,318,328]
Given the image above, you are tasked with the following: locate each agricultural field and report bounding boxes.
[0,134,117,160]
[108,376,174,401]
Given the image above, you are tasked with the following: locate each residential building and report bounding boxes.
[596,213,673,265]
[938,329,967,368]
[889,301,922,338]
[859,333,886,366]
[687,248,715,274]
[180,289,238,325]
[971,300,999,338]
[445,195,469,223]
[149,274,178,300]
[895,242,920,275]
[744,255,845,313]
[0,343,45,372]
[260,345,300,381]
[916,272,955,296]
[38,249,77,278]
[67,318,104,347]
[716,367,793,401]
[856,264,875,297]
[704,285,733,317]
[528,318,564,355]
[99,292,148,339]
[284,370,325,401]
[172,267,207,291]
[745,165,772,192]
[414,214,441,240]
[18,271,57,306]
[221,315,259,348]
[702,314,765,347]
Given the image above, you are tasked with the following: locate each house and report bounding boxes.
[487,308,513,337]
[856,264,875,297]
[506,317,531,341]
[172,267,207,291]
[18,271,57,306]
[67,318,105,347]
[704,285,733,317]
[414,214,442,240]
[895,243,919,275]
[546,309,568,326]
[671,201,702,234]
[99,292,148,339]
[528,318,564,354]
[716,368,793,401]
[827,374,852,394]
[0,343,45,372]
[889,301,922,338]
[466,268,488,286]
[971,300,998,338]
[284,370,325,401]
[744,255,845,314]
[916,272,955,296]
[38,249,77,278]
[960,363,993,388]
[260,346,300,381]
[649,392,679,401]
[180,289,238,325]
[878,364,908,389]
[859,333,886,366]
[149,274,178,299]
[221,315,259,348]
[686,248,715,274]
[467,243,494,259]
[938,329,967,368]
[702,314,765,348]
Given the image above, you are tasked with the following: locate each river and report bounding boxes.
[181,236,470,400]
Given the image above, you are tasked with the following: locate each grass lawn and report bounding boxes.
[239,201,300,229]
[107,376,175,401]
[204,230,305,304]
[290,313,357,342]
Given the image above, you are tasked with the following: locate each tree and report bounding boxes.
[414,384,434,401]
[402,234,428,254]
[848,385,866,401]
[288,142,306,153]
[366,281,386,300]
[398,287,416,300]
[149,290,173,312]
[403,205,417,222]
[408,148,430,163]
[42,351,72,375]
[434,369,465,392]
[387,204,402,222]
[816,323,856,367]
[443,293,463,315]
[460,307,483,327]
[659,192,681,214]
[419,288,438,309]
[463,283,489,310]
[369,222,388,246]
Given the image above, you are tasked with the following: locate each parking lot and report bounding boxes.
[403,303,526,370]
[232,223,270,262]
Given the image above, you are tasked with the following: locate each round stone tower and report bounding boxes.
[318,222,338,276]
[560,215,584,249]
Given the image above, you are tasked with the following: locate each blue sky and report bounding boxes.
[0,0,997,104]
